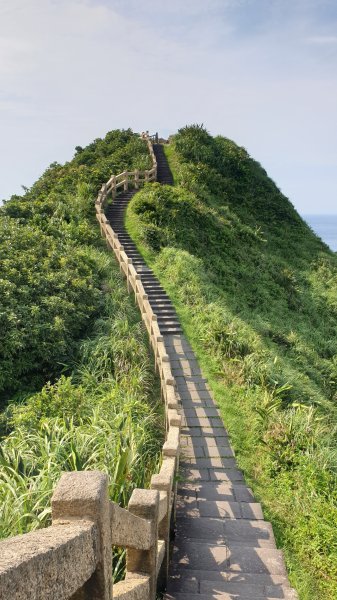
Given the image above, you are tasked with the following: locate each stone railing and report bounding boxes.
[0,471,173,599]
[0,133,181,600]
[102,134,157,203]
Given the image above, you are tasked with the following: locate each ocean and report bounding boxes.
[302,214,337,252]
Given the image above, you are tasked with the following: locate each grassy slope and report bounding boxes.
[0,131,163,580]
[0,129,151,401]
[125,126,337,599]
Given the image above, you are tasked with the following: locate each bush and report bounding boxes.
[0,130,151,399]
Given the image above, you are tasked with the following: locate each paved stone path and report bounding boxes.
[163,335,298,600]
[107,143,298,599]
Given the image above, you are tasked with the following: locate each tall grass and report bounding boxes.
[0,129,163,582]
[0,264,163,582]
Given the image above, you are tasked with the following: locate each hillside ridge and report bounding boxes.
[103,142,298,599]
[125,126,337,600]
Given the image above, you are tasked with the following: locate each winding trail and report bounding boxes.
[106,144,298,600]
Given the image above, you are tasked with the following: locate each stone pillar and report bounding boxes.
[52,471,112,600]
[151,473,171,590]
[124,171,129,191]
[126,258,132,293]
[111,176,116,200]
[126,489,159,600]
[134,170,139,189]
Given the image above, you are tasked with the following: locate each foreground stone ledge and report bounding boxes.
[114,575,150,600]
[0,522,97,600]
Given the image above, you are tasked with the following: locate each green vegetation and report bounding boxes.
[126,125,337,599]
[0,130,162,580]
[0,129,151,400]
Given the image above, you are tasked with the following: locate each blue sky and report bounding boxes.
[1,0,336,214]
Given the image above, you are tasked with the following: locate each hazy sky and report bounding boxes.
[1,0,336,214]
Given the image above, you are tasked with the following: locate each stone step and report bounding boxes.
[157,318,181,325]
[168,569,291,588]
[178,390,214,400]
[175,494,263,519]
[180,466,245,484]
[177,483,255,503]
[182,416,225,428]
[179,396,217,408]
[177,480,246,494]
[140,276,160,282]
[181,407,221,418]
[180,446,235,459]
[173,368,202,378]
[142,281,164,286]
[176,374,208,384]
[144,287,167,294]
[146,292,169,299]
[164,584,298,600]
[149,297,173,303]
[198,581,298,598]
[180,436,230,447]
[175,518,275,547]
[171,540,287,576]
[106,208,127,214]
[167,573,297,597]
[180,457,238,469]
[154,313,177,320]
[148,296,172,302]
[181,426,228,438]
[161,328,183,335]
[150,303,174,310]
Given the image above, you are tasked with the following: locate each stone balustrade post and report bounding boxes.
[151,473,171,590]
[52,471,112,600]
[134,169,139,189]
[126,489,159,600]
[124,171,129,191]
[111,175,116,200]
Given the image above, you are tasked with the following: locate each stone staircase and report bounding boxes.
[105,199,181,336]
[106,144,298,600]
[153,143,174,184]
[164,338,297,600]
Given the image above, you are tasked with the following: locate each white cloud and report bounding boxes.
[0,0,336,213]
[0,37,35,75]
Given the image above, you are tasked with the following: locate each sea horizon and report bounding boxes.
[302,214,337,252]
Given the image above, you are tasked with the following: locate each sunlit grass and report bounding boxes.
[0,264,164,584]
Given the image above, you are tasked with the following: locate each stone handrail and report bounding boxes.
[0,133,181,600]
[95,131,181,599]
[99,135,157,203]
